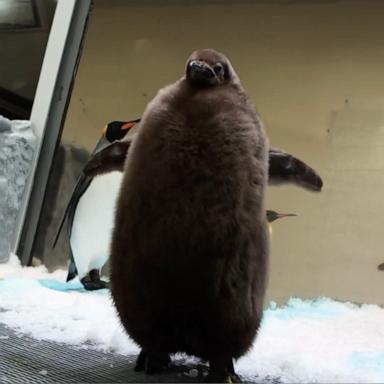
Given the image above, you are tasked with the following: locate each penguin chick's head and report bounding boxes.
[266,210,297,223]
[186,49,237,88]
[102,119,140,142]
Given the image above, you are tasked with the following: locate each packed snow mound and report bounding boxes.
[0,116,36,262]
[1,254,384,383]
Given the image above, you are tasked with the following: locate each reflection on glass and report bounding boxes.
[0,0,56,263]
[0,0,57,119]
[0,0,40,29]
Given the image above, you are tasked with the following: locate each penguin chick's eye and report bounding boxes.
[213,63,224,76]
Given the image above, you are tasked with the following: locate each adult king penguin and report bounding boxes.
[53,119,139,290]
[110,49,270,382]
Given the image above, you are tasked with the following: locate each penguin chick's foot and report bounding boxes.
[204,372,242,383]
[80,269,110,291]
[204,359,242,383]
[134,349,171,374]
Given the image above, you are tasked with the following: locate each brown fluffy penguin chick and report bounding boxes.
[111,49,270,383]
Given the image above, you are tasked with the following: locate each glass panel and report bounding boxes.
[0,0,39,28]
[0,0,56,262]
[0,0,57,119]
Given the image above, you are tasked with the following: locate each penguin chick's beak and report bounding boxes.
[187,60,217,87]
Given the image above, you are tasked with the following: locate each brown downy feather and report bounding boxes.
[111,49,269,377]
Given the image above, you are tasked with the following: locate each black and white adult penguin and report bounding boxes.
[107,49,306,383]
[53,119,139,290]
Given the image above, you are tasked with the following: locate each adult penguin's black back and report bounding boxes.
[111,49,269,381]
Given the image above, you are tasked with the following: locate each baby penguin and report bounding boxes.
[111,49,269,382]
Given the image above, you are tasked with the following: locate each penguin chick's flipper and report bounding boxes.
[80,269,110,291]
[378,263,384,271]
[269,148,323,192]
[83,141,323,193]
[83,139,133,177]
[134,350,171,374]
[204,358,242,383]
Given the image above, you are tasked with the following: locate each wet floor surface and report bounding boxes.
[0,324,202,384]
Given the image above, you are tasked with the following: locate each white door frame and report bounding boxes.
[12,0,92,265]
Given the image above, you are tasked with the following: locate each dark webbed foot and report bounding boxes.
[80,269,110,290]
[227,360,242,383]
[204,372,242,383]
[229,373,242,383]
[204,358,242,383]
[134,349,171,374]
[80,277,109,290]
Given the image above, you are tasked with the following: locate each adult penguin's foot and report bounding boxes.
[80,269,110,290]
[134,349,171,374]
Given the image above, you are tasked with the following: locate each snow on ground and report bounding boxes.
[1,254,384,383]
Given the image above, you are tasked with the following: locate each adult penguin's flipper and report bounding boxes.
[54,173,91,282]
[53,173,93,248]
[268,148,323,192]
[83,138,133,177]
[66,249,78,282]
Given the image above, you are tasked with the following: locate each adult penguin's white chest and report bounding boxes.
[70,171,123,279]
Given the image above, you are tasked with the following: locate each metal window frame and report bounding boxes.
[12,0,92,265]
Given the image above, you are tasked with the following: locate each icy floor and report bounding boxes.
[1,255,384,383]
